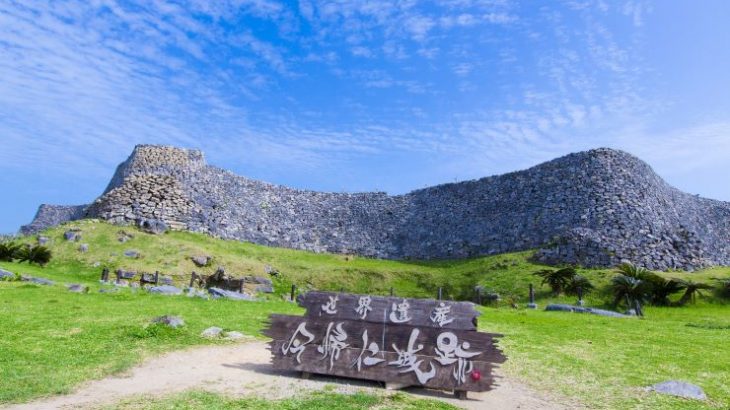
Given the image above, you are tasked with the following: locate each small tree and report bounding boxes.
[533,267,576,296]
[565,274,595,296]
[610,274,649,310]
[15,245,52,266]
[0,242,20,262]
[674,280,714,306]
[714,278,730,299]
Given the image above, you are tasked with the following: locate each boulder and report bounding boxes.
[124,250,140,258]
[0,269,15,280]
[648,381,707,400]
[545,304,629,318]
[223,331,246,340]
[78,244,89,253]
[99,288,119,293]
[67,284,89,293]
[37,236,49,245]
[158,276,174,286]
[255,284,274,294]
[151,315,184,328]
[21,275,54,286]
[191,255,212,267]
[185,287,209,299]
[148,285,182,295]
[251,276,273,286]
[201,326,223,338]
[117,230,134,243]
[64,230,80,241]
[138,218,168,235]
[208,287,255,301]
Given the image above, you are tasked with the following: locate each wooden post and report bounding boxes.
[101,268,109,282]
[154,271,159,286]
[190,272,197,288]
[115,269,121,284]
[239,280,245,293]
[577,286,584,305]
[390,287,394,297]
[438,287,443,300]
[529,283,535,304]
[290,284,296,302]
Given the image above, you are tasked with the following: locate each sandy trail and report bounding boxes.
[4,341,570,410]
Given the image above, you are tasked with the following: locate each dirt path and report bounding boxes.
[5,341,570,410]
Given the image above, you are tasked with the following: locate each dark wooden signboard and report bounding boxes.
[264,291,506,397]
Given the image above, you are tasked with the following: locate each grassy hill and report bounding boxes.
[6,219,729,303]
[1,220,729,409]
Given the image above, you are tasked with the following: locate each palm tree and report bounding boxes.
[533,267,576,296]
[616,262,650,279]
[641,273,686,306]
[0,242,20,262]
[674,280,714,306]
[565,275,595,297]
[15,245,52,266]
[713,278,730,299]
[610,274,649,309]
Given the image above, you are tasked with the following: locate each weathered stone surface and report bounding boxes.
[223,331,246,340]
[185,287,209,299]
[545,304,629,318]
[200,326,223,338]
[78,244,89,253]
[123,250,140,258]
[138,218,167,234]
[255,284,274,293]
[37,236,49,245]
[158,276,174,285]
[63,230,80,241]
[0,269,15,280]
[191,255,211,267]
[21,275,54,286]
[208,287,255,300]
[151,315,184,328]
[67,284,89,293]
[20,145,730,270]
[148,285,182,295]
[648,381,707,400]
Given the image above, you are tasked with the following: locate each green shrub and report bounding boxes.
[0,242,20,262]
[714,278,730,299]
[565,274,595,296]
[533,267,576,296]
[14,245,52,266]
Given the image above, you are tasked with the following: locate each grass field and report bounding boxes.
[1,220,728,409]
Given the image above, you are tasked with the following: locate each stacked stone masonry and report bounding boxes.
[21,145,730,270]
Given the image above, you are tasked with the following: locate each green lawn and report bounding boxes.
[1,220,729,409]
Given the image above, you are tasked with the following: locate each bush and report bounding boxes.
[533,267,576,296]
[0,242,20,262]
[565,274,595,296]
[612,262,686,307]
[15,245,52,266]
[714,279,730,299]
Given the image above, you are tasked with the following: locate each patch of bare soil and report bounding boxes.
[4,342,573,410]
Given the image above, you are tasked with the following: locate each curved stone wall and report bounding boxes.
[20,145,730,270]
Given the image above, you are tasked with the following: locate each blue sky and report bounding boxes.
[1,0,729,233]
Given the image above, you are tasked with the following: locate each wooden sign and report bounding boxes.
[264,292,506,397]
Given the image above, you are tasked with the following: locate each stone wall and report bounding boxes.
[21,145,730,270]
[20,204,87,235]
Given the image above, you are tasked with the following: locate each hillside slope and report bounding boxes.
[21,145,730,270]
